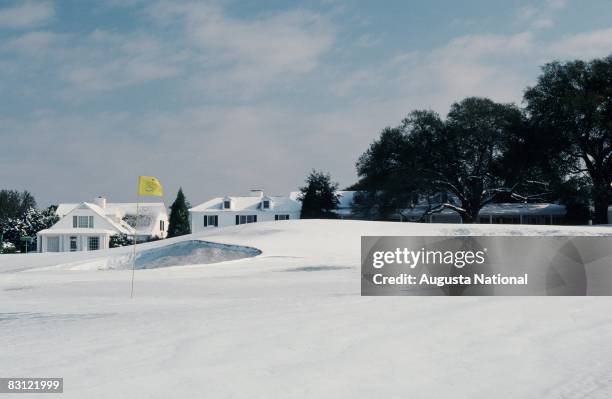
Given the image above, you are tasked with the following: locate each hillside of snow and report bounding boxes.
[2,220,612,398]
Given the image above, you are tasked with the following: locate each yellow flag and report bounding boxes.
[138,176,163,196]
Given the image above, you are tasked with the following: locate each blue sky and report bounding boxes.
[2,0,612,207]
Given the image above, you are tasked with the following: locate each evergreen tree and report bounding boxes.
[298,170,340,219]
[109,233,133,248]
[0,205,58,252]
[0,189,37,220]
[167,188,191,237]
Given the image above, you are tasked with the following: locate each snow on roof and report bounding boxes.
[80,202,134,235]
[56,201,166,236]
[37,228,118,235]
[55,203,78,216]
[480,203,566,216]
[56,202,166,217]
[190,195,301,212]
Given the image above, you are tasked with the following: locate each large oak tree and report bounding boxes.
[356,97,537,223]
[524,56,612,224]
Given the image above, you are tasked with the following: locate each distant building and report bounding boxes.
[401,202,567,225]
[37,197,168,252]
[335,191,357,219]
[189,190,301,233]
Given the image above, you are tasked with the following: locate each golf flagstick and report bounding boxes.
[130,176,163,298]
[130,196,139,298]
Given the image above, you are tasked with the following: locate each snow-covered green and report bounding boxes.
[2,220,612,398]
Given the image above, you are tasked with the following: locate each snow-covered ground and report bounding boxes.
[2,220,612,398]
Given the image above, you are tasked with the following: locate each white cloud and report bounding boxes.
[0,1,54,29]
[332,32,536,112]
[2,31,60,55]
[549,27,612,60]
[436,32,535,58]
[531,17,554,30]
[355,34,381,48]
[517,6,538,21]
[59,33,182,92]
[332,23,612,116]
[0,102,388,203]
[515,0,568,31]
[148,1,335,97]
[2,2,335,97]
[546,0,568,10]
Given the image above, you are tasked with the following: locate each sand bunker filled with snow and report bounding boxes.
[132,240,261,269]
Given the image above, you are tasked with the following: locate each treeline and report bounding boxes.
[350,55,612,224]
[0,190,58,253]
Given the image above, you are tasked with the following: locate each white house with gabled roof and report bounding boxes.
[37,196,168,252]
[189,190,301,233]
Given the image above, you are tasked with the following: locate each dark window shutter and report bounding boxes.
[275,215,278,221]
[204,215,208,227]
[73,216,77,228]
[214,216,218,227]
[254,215,257,223]
[236,215,239,225]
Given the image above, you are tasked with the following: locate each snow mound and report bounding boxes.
[132,240,261,269]
[65,240,262,270]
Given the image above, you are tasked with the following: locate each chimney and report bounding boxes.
[250,189,264,198]
[94,196,106,209]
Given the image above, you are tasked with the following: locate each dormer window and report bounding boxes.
[261,196,272,210]
[73,215,94,228]
[223,200,231,209]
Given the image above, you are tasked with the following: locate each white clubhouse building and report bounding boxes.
[37,197,168,253]
[189,190,301,233]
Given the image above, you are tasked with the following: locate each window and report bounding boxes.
[223,200,231,209]
[76,215,94,228]
[88,236,99,251]
[275,214,290,221]
[203,215,218,227]
[262,200,270,209]
[160,220,165,232]
[70,236,78,251]
[236,215,257,225]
